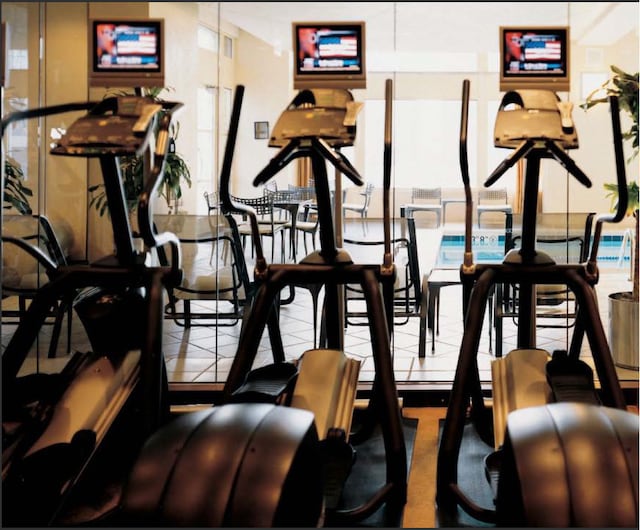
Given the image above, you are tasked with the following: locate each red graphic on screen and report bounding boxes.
[96,23,116,63]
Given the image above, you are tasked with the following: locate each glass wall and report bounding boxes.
[2,2,638,389]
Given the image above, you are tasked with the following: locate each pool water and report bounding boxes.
[436,234,630,267]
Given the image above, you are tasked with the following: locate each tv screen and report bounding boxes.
[89,19,164,88]
[499,26,570,92]
[293,21,366,90]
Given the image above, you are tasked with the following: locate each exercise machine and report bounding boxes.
[1,95,182,525]
[230,81,406,525]
[127,81,408,526]
[2,96,322,527]
[435,80,638,526]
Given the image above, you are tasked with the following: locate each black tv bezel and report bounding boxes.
[499,26,570,92]
[292,21,366,90]
[89,18,165,88]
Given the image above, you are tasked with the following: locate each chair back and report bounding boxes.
[2,214,69,292]
[203,191,219,213]
[288,185,316,202]
[231,194,275,218]
[478,188,508,204]
[264,180,278,193]
[362,182,374,208]
[411,187,441,204]
[266,188,300,204]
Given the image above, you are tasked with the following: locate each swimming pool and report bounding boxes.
[436,234,630,267]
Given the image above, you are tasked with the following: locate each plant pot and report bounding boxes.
[608,291,639,370]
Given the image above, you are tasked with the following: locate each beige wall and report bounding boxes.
[232,29,291,198]
[43,3,90,260]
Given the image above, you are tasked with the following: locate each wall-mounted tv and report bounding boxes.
[89,19,164,88]
[499,26,570,92]
[292,21,366,90]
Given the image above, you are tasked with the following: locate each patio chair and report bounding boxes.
[493,213,595,357]
[343,182,374,234]
[203,190,232,264]
[405,187,442,226]
[165,237,249,328]
[343,229,422,329]
[230,194,287,263]
[2,214,75,357]
[288,185,319,257]
[477,187,512,227]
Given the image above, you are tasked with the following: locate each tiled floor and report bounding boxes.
[3,220,638,398]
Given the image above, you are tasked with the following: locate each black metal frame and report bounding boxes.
[435,81,630,524]
[219,82,408,524]
[1,98,183,525]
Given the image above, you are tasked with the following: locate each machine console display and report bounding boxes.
[51,96,161,156]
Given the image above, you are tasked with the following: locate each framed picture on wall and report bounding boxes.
[254,121,269,140]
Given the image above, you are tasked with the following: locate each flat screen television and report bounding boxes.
[499,26,570,92]
[89,18,164,88]
[292,21,366,90]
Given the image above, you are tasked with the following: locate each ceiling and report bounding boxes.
[216,2,638,54]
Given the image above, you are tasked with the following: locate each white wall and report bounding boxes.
[232,29,293,197]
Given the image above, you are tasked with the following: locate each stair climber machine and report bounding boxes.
[125,81,408,526]
[435,81,639,527]
[2,96,322,527]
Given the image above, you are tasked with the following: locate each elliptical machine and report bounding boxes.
[1,96,183,525]
[2,96,323,528]
[124,80,408,526]
[435,80,638,527]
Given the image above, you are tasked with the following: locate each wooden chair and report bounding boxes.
[477,187,512,227]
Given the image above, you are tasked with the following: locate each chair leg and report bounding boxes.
[209,240,217,265]
[48,302,66,358]
[494,285,503,358]
[66,300,73,353]
[487,290,493,355]
[419,278,429,358]
[184,299,191,328]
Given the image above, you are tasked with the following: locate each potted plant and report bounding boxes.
[582,65,639,369]
[88,87,191,216]
[3,157,33,215]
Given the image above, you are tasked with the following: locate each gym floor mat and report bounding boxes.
[326,415,418,527]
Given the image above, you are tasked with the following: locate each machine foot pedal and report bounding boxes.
[546,350,600,405]
[320,429,356,510]
[230,362,298,404]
